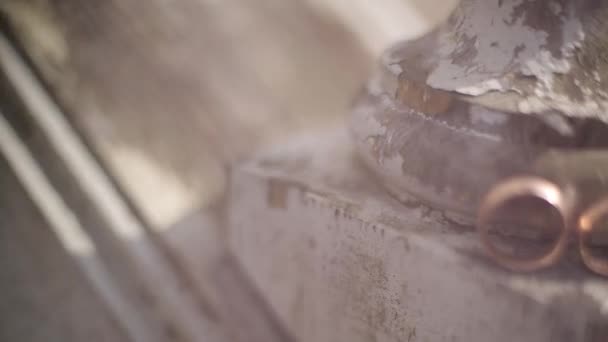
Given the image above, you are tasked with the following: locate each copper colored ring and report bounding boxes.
[477,177,572,272]
[578,197,608,276]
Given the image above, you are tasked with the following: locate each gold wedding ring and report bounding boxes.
[578,197,608,276]
[477,177,574,272]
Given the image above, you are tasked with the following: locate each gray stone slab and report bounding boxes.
[228,128,608,342]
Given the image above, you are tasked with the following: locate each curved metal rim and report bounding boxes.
[578,197,608,276]
[477,176,573,272]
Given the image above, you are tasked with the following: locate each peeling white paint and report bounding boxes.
[231,128,608,342]
[456,79,505,96]
[469,105,509,125]
[427,0,553,92]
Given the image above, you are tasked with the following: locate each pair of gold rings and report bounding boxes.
[478,176,608,276]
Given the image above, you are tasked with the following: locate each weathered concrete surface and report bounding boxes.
[229,128,608,342]
[350,64,608,226]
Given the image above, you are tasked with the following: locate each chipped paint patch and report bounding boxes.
[385,0,608,122]
[427,0,566,93]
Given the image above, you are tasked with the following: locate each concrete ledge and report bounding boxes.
[228,128,608,342]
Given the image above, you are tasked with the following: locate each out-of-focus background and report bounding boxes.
[1,0,457,229]
[0,1,457,341]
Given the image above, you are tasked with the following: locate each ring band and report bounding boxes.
[477,177,573,272]
[578,197,608,276]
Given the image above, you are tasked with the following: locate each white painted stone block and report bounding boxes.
[228,128,608,342]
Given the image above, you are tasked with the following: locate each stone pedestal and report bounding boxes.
[228,128,608,342]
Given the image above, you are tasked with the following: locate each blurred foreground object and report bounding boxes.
[0,31,295,342]
[230,128,608,342]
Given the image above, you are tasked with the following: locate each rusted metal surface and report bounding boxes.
[382,0,608,123]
